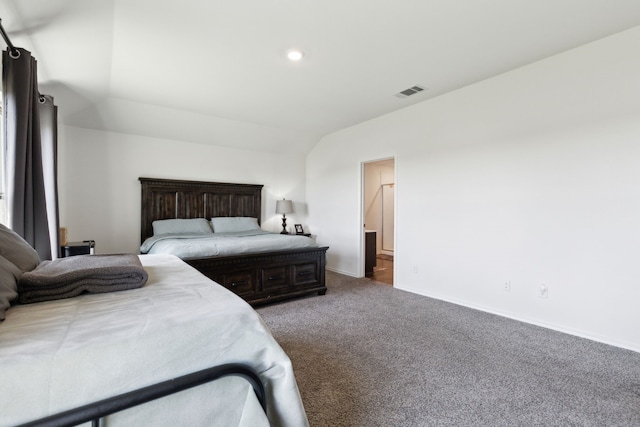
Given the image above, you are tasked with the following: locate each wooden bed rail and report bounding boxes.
[16,364,266,427]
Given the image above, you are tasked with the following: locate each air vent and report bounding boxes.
[394,85,426,98]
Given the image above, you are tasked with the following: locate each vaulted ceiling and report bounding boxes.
[2,0,640,153]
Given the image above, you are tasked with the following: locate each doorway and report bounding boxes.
[362,158,395,285]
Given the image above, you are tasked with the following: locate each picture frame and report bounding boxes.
[294,224,304,234]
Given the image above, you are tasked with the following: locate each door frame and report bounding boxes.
[360,156,396,281]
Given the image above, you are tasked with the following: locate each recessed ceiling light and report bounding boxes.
[287,50,304,61]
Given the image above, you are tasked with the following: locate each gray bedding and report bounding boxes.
[140,230,317,259]
[17,254,148,304]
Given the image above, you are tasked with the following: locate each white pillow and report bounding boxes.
[152,218,213,235]
[211,217,261,233]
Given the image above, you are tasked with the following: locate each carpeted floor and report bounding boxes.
[256,271,640,427]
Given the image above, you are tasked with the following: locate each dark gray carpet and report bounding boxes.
[256,271,640,427]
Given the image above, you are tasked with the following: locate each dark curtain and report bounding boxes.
[39,94,60,258]
[2,47,58,260]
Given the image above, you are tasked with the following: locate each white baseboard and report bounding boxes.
[326,266,360,278]
[406,289,640,354]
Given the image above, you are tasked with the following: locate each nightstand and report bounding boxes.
[61,240,95,257]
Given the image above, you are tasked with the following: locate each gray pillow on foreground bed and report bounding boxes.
[0,224,41,320]
[0,255,22,320]
[0,223,40,272]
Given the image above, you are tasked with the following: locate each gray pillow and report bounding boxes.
[0,223,40,272]
[211,217,261,233]
[0,255,21,320]
[152,218,213,235]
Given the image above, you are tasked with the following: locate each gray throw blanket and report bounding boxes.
[17,254,148,304]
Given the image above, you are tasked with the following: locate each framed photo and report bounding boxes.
[294,224,304,234]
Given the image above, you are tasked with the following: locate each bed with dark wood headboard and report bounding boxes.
[140,177,328,305]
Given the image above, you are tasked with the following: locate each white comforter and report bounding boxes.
[0,254,309,427]
[140,230,317,259]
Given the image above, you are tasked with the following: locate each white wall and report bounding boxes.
[58,127,308,254]
[307,27,640,351]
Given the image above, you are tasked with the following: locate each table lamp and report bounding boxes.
[275,199,293,234]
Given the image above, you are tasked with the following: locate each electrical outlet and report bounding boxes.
[412,265,419,274]
[504,281,511,292]
[539,283,548,299]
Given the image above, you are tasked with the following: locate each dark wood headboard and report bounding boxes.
[139,177,263,243]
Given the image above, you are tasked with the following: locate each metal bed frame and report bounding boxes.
[16,364,266,427]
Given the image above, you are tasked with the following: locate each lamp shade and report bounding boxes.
[275,199,293,214]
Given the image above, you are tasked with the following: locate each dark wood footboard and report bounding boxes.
[185,246,328,305]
